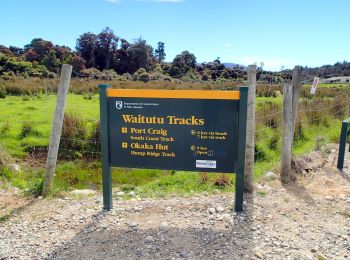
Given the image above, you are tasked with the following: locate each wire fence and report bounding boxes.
[1,73,350,196]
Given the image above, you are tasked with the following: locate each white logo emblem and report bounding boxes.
[196,160,217,169]
[116,101,123,109]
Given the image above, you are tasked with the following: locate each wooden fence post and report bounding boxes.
[42,64,72,197]
[291,65,302,139]
[244,65,256,192]
[281,83,293,183]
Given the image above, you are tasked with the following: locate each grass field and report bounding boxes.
[0,82,349,198]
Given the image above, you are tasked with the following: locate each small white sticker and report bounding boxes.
[310,77,319,95]
[196,160,217,169]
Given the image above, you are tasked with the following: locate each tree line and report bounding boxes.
[0,27,247,82]
[0,27,349,83]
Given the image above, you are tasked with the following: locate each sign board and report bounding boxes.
[107,89,240,173]
[99,86,248,212]
[310,77,319,95]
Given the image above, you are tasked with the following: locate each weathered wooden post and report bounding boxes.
[281,83,293,183]
[244,65,256,192]
[291,65,303,140]
[42,64,72,197]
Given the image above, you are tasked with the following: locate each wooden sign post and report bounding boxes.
[99,85,248,212]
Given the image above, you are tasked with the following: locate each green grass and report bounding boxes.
[52,160,234,197]
[0,94,99,157]
[252,118,342,176]
[0,90,348,198]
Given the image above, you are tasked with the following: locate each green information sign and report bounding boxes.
[99,85,248,212]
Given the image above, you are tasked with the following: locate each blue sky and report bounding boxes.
[1,0,349,71]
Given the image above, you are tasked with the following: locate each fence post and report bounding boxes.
[244,65,256,192]
[281,83,293,183]
[42,64,72,197]
[291,65,302,139]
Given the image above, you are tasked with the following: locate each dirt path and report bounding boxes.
[0,147,349,259]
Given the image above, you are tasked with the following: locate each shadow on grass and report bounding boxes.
[47,194,257,259]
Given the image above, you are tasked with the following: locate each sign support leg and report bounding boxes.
[99,84,112,210]
[337,120,349,171]
[235,87,248,212]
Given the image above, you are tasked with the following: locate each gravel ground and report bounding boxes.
[0,148,350,260]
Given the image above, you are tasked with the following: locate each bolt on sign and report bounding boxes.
[98,85,248,212]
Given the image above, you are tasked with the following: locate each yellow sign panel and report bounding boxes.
[107,89,240,100]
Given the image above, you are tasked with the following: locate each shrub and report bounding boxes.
[80,68,102,79]
[0,121,10,135]
[214,174,232,187]
[87,121,101,156]
[199,173,209,184]
[47,72,56,79]
[101,69,119,80]
[19,121,40,139]
[24,178,43,197]
[268,131,280,151]
[254,143,268,162]
[139,72,151,83]
[0,145,11,168]
[0,83,6,98]
[293,121,308,143]
[1,71,15,80]
[265,115,279,129]
[201,73,211,81]
[135,68,147,76]
[5,85,25,95]
[331,95,347,119]
[22,95,30,101]
[83,93,93,100]
[301,99,330,126]
[122,73,132,81]
[59,113,87,156]
[163,76,172,82]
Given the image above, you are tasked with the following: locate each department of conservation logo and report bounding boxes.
[116,101,123,109]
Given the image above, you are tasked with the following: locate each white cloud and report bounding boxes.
[105,0,120,3]
[224,43,232,48]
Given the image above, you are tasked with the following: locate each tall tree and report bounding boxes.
[114,39,130,74]
[53,45,72,62]
[170,50,196,76]
[155,42,166,63]
[9,46,25,56]
[0,45,13,56]
[76,32,97,68]
[126,38,155,73]
[94,27,119,71]
[24,38,53,62]
[71,55,86,72]
[41,50,60,72]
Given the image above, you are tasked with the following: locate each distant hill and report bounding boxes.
[196,62,246,70]
[223,63,247,70]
